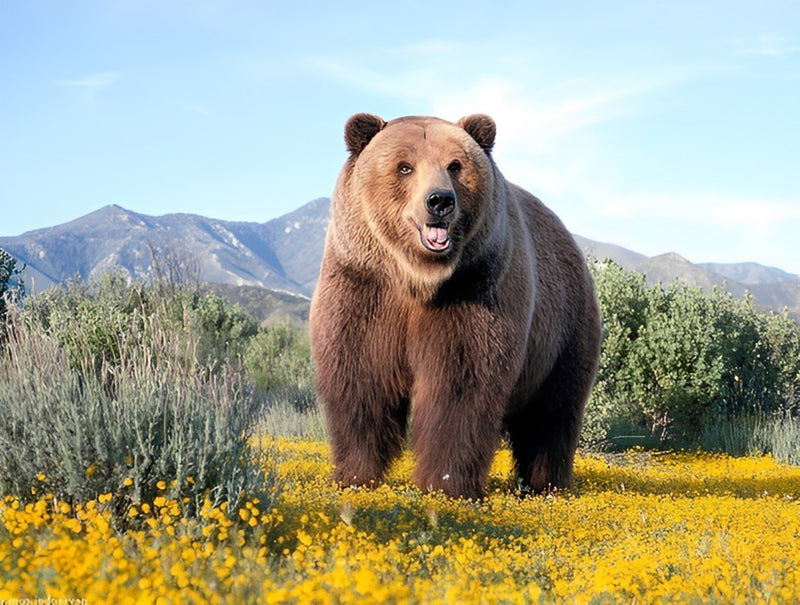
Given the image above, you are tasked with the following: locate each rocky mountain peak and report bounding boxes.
[1,199,798,318]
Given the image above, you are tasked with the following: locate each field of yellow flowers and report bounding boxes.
[2,437,800,603]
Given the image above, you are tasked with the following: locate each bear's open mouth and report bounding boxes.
[420,222,451,253]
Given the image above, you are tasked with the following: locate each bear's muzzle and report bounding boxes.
[419,188,457,253]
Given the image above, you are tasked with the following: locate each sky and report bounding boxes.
[2,1,799,273]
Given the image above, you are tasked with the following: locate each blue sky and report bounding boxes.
[2,1,799,273]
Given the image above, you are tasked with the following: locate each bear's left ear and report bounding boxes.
[344,113,386,156]
[458,114,496,153]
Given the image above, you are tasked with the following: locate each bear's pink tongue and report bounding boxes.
[425,225,449,249]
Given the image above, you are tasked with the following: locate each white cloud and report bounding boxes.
[181,101,213,116]
[718,199,800,232]
[308,39,463,96]
[430,76,660,153]
[307,57,437,101]
[312,45,691,156]
[599,192,800,233]
[58,72,119,102]
[584,190,800,270]
[734,34,800,58]
[550,187,800,271]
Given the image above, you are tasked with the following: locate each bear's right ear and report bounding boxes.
[344,113,386,156]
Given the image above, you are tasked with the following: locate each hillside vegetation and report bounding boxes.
[1,259,799,512]
[0,272,313,517]
[586,259,800,455]
[1,258,800,599]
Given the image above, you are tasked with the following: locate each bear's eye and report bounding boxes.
[447,159,462,174]
[397,162,413,176]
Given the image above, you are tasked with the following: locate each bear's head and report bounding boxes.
[337,113,498,290]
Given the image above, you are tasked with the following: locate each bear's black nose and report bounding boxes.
[425,189,456,218]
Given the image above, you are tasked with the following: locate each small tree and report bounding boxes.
[0,248,26,323]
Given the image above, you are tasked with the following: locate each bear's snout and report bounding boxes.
[425,188,456,219]
[417,188,457,253]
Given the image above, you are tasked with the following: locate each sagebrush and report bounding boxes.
[0,276,303,525]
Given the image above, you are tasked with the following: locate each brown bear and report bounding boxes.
[310,113,601,499]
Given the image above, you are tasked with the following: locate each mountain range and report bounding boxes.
[0,199,330,297]
[1,199,798,319]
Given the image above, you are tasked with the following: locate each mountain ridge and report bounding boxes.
[1,199,798,318]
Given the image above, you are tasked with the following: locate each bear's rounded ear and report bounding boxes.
[458,114,496,152]
[344,113,386,155]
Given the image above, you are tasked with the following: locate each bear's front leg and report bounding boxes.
[408,305,519,499]
[311,279,411,489]
[324,388,409,489]
[317,350,409,487]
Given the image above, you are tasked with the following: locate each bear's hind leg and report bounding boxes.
[506,352,594,493]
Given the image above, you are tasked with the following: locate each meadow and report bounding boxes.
[1,263,799,603]
[2,437,800,603]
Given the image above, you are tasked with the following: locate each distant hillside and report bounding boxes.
[2,199,798,319]
[573,235,648,269]
[698,262,798,286]
[0,199,330,297]
[203,283,310,325]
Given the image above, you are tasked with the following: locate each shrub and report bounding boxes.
[244,323,315,411]
[582,261,651,445]
[163,288,259,366]
[584,259,800,450]
[23,273,259,377]
[0,278,275,526]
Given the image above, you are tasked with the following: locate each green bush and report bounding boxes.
[584,259,800,451]
[163,288,259,366]
[0,277,275,526]
[581,262,651,445]
[244,323,315,410]
[23,273,258,377]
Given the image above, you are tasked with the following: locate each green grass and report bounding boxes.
[701,413,800,464]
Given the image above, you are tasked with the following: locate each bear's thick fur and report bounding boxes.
[310,113,601,499]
